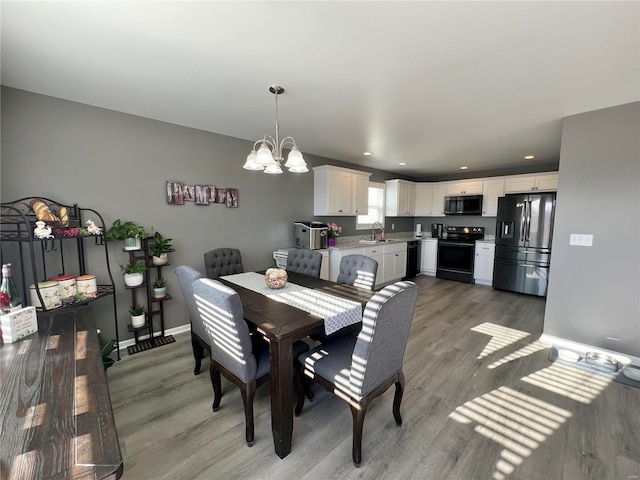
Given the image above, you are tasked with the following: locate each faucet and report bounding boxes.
[371,221,384,240]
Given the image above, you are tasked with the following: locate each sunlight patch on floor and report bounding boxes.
[471,323,531,359]
[487,340,552,369]
[449,386,572,480]
[520,363,612,404]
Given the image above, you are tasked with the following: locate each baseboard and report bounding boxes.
[539,333,640,365]
[118,323,191,352]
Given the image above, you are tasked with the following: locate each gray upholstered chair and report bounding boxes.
[175,265,207,375]
[296,281,419,466]
[286,248,322,278]
[337,254,378,290]
[192,277,310,445]
[204,248,244,279]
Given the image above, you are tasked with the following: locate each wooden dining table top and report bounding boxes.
[218,271,375,341]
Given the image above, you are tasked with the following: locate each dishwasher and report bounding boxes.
[405,240,421,279]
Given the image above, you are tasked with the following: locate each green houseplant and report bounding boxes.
[153,277,167,299]
[150,232,174,265]
[129,304,146,328]
[107,219,149,250]
[121,261,146,287]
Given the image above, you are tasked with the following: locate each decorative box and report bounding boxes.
[1,306,38,343]
[30,281,62,309]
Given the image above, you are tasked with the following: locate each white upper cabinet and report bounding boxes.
[415,183,447,217]
[444,180,483,195]
[504,173,559,193]
[313,165,371,216]
[481,178,505,216]
[385,179,416,216]
[352,173,369,215]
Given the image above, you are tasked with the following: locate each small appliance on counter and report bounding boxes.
[415,224,423,237]
[431,223,444,239]
[294,221,328,249]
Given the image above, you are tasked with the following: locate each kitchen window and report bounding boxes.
[356,182,385,230]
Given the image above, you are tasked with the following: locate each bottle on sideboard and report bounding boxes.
[1,263,23,313]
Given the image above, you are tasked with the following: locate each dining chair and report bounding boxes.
[286,248,322,278]
[296,280,419,466]
[204,248,244,279]
[175,265,208,375]
[192,277,310,445]
[337,254,378,290]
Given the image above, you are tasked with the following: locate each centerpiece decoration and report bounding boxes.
[327,222,342,247]
[265,268,287,289]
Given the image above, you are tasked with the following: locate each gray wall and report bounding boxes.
[0,87,402,341]
[543,102,640,357]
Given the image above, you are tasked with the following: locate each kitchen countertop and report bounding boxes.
[329,235,423,250]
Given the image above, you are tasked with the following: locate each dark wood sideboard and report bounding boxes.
[0,306,123,479]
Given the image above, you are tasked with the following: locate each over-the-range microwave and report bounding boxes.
[444,195,483,215]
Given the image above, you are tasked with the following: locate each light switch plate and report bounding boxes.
[569,233,593,246]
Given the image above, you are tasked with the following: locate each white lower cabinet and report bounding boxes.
[362,245,384,288]
[382,242,407,284]
[474,242,495,286]
[420,238,438,276]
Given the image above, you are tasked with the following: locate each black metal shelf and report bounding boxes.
[0,197,120,359]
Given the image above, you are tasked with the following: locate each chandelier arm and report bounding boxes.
[279,136,298,150]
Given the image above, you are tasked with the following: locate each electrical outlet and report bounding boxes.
[391,223,395,230]
[569,234,593,246]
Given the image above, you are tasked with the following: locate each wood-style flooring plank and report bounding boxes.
[107,275,640,480]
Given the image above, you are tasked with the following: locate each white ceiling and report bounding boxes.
[2,1,638,178]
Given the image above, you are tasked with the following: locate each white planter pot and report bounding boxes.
[124,238,142,251]
[124,273,144,287]
[152,254,168,265]
[131,313,146,329]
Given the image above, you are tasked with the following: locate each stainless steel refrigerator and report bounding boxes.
[493,193,556,296]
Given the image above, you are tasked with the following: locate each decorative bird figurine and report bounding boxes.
[86,219,103,235]
[34,220,54,239]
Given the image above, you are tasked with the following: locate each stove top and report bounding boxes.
[444,226,485,242]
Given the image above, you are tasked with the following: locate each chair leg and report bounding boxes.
[192,334,205,375]
[209,363,222,412]
[393,372,405,425]
[350,403,368,466]
[304,376,314,401]
[240,381,257,446]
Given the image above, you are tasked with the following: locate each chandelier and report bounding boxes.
[243,85,308,174]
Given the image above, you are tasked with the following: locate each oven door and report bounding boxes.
[436,241,475,283]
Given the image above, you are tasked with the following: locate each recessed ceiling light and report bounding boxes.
[363,151,373,156]
[460,166,468,170]
[524,155,535,160]
[399,162,407,166]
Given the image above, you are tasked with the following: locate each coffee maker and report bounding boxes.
[431,223,444,239]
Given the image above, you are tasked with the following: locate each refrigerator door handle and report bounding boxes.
[520,201,527,243]
[525,200,532,244]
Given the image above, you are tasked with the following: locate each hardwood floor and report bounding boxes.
[108,275,640,480]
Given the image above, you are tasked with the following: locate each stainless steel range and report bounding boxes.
[436,226,485,283]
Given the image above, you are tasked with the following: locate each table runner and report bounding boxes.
[221,272,363,335]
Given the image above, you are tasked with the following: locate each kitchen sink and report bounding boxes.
[359,239,394,244]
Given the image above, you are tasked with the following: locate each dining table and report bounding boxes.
[218,271,375,459]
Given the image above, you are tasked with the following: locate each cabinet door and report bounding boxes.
[463,181,483,194]
[504,176,536,193]
[421,239,437,275]
[362,246,383,287]
[415,183,434,216]
[474,243,495,285]
[535,174,558,191]
[482,179,505,216]
[431,183,447,216]
[352,174,369,215]
[445,182,465,195]
[405,183,416,215]
[394,251,407,279]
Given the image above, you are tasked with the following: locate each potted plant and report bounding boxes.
[107,219,149,250]
[153,277,167,299]
[129,304,146,328]
[150,232,175,265]
[120,261,146,287]
[327,222,342,247]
